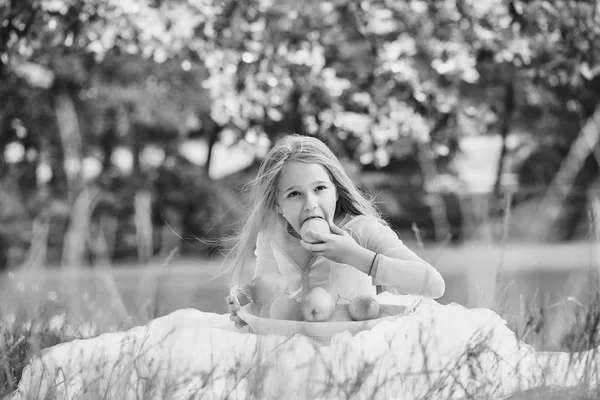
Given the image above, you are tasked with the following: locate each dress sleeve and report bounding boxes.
[348,217,445,298]
[252,230,282,278]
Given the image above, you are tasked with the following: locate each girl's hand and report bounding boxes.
[226,285,249,329]
[300,220,362,265]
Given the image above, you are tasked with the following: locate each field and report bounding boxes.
[1,240,596,343]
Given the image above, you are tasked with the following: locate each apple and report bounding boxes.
[348,295,380,321]
[300,217,331,244]
[269,295,304,321]
[247,274,289,311]
[300,287,335,322]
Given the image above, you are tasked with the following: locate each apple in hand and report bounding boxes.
[300,287,335,322]
[269,295,303,321]
[348,295,380,321]
[247,274,289,312]
[300,218,331,244]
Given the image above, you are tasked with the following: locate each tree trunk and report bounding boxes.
[494,81,515,197]
[21,213,50,270]
[415,141,451,243]
[52,89,83,201]
[60,187,99,315]
[101,108,118,174]
[0,114,8,179]
[0,150,5,179]
[159,206,183,258]
[89,207,118,265]
[557,152,599,240]
[205,138,214,177]
[120,104,154,264]
[61,187,98,267]
[204,119,221,178]
[134,189,153,264]
[529,104,600,241]
[130,125,142,182]
[53,85,92,290]
[87,205,129,319]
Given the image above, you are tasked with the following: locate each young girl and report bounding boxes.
[226,134,445,326]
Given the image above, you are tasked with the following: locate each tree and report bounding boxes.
[458,0,600,239]
[3,0,600,247]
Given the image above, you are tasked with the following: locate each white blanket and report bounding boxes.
[9,294,598,400]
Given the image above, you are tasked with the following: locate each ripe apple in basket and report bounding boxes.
[247,274,289,316]
[348,295,380,321]
[300,287,335,322]
[300,217,331,244]
[269,295,303,321]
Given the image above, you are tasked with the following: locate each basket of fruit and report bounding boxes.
[235,276,418,339]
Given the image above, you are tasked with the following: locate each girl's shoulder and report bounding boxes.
[344,214,386,229]
[343,214,388,240]
[344,214,403,249]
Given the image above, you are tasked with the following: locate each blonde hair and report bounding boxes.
[224,134,384,285]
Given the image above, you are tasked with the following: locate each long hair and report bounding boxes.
[223,134,384,285]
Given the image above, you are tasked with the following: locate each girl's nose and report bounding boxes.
[304,194,318,210]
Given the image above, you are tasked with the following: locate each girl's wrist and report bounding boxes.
[350,246,377,275]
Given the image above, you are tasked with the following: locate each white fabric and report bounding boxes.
[9,293,598,400]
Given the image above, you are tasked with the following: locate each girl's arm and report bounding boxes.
[347,217,445,299]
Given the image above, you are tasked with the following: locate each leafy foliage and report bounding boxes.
[3,0,600,150]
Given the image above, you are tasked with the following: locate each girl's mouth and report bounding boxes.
[303,216,324,224]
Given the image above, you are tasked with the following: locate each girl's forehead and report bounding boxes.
[277,161,333,187]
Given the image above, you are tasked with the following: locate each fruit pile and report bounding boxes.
[276,287,381,322]
[236,274,381,322]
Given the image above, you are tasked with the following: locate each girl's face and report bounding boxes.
[276,161,338,235]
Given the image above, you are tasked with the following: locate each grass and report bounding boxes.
[0,274,135,396]
[2,292,600,400]
[3,257,600,400]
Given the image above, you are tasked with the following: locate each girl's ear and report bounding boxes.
[276,203,283,215]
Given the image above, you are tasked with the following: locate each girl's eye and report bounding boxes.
[315,185,327,191]
[287,191,301,198]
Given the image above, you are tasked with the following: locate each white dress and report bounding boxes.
[9,293,600,400]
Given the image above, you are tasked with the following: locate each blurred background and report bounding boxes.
[2,0,600,350]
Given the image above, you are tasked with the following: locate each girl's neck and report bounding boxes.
[333,212,350,226]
